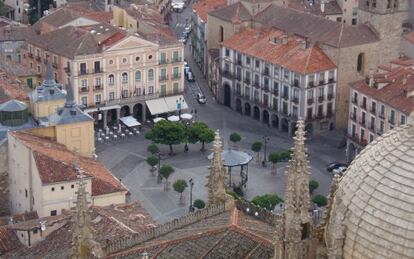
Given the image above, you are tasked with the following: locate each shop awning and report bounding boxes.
[84,105,121,113]
[146,95,188,115]
[120,116,141,127]
[164,95,188,111]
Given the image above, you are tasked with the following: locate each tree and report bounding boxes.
[251,193,282,210]
[309,180,319,194]
[145,120,186,155]
[229,132,241,149]
[193,199,205,209]
[312,195,328,207]
[268,153,281,174]
[251,141,263,162]
[146,155,159,175]
[173,179,188,205]
[159,164,175,191]
[187,122,215,151]
[147,143,159,154]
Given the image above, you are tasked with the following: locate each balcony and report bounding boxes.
[350,112,357,121]
[159,59,169,65]
[316,113,324,119]
[159,75,169,82]
[263,69,270,77]
[307,98,314,105]
[244,78,250,85]
[388,117,395,125]
[64,67,71,74]
[377,128,384,136]
[292,97,299,104]
[306,116,316,122]
[79,87,89,93]
[328,78,335,83]
[293,79,299,87]
[79,69,89,76]
[172,73,181,80]
[222,70,233,79]
[369,123,376,131]
[254,97,260,103]
[308,81,315,87]
[361,102,367,110]
[348,134,368,147]
[36,56,41,62]
[28,53,34,59]
[282,95,289,101]
[327,93,334,100]
[172,57,182,63]
[319,80,325,86]
[52,62,58,69]
[359,119,366,127]
[273,89,279,96]
[93,68,103,74]
[94,85,103,91]
[253,81,260,89]
[370,108,376,115]
[318,96,324,103]
[282,109,288,116]
[236,59,242,66]
[379,113,385,119]
[235,75,242,81]
[263,86,270,93]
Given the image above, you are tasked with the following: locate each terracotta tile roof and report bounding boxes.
[10,131,127,196]
[4,203,155,258]
[0,211,38,226]
[65,3,113,23]
[0,226,21,254]
[350,62,414,114]
[193,0,227,22]
[288,0,342,16]
[209,3,379,48]
[0,59,39,77]
[0,26,33,41]
[403,31,414,45]
[0,73,30,104]
[223,28,336,74]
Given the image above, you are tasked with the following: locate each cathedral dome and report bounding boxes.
[327,120,414,258]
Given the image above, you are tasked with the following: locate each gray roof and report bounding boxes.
[208,149,253,166]
[0,26,34,42]
[32,8,83,31]
[29,63,66,102]
[0,99,27,112]
[209,3,379,48]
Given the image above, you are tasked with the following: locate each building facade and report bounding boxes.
[346,58,414,162]
[221,28,337,136]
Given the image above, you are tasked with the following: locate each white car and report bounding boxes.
[333,166,347,176]
[184,25,192,33]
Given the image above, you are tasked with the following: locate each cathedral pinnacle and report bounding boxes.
[206,130,227,206]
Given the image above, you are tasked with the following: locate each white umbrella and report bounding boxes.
[180,113,192,120]
[168,115,180,122]
[153,117,165,123]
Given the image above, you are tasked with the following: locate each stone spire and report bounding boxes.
[206,130,227,206]
[71,169,92,259]
[64,79,76,108]
[274,119,313,259]
[43,58,55,88]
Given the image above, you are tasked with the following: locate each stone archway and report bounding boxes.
[305,123,314,136]
[133,103,143,122]
[271,114,279,128]
[291,121,297,135]
[107,109,117,125]
[262,110,270,125]
[253,106,260,120]
[235,98,242,113]
[120,105,130,117]
[244,103,251,117]
[347,143,357,163]
[281,118,289,132]
[224,83,231,107]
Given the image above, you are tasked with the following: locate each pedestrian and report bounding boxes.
[184,143,189,152]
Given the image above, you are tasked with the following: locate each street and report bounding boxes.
[96,4,347,223]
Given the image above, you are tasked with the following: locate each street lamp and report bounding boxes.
[176,97,185,116]
[262,136,270,167]
[188,178,194,212]
[157,151,162,184]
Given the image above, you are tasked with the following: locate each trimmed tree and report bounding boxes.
[309,180,320,194]
[229,132,241,149]
[268,153,281,175]
[187,122,215,151]
[146,155,159,175]
[147,143,159,154]
[145,120,186,155]
[193,199,206,209]
[251,193,283,210]
[312,195,328,207]
[251,141,263,163]
[173,179,188,205]
[159,165,175,191]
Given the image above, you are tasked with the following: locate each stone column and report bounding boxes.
[142,104,147,122]
[288,120,293,136]
[116,108,121,124]
[103,110,108,128]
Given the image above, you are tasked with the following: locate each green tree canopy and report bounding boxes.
[229,132,241,143]
[251,141,263,152]
[146,155,159,172]
[251,193,283,210]
[173,179,188,204]
[145,120,186,154]
[309,180,319,194]
[159,164,175,191]
[187,122,215,151]
[193,199,206,209]
[312,195,328,207]
[147,143,159,154]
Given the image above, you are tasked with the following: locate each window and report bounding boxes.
[122,90,128,98]
[109,92,115,100]
[160,52,167,63]
[283,69,289,81]
[360,128,365,141]
[81,79,87,88]
[246,56,251,65]
[160,68,167,79]
[80,63,87,74]
[135,56,140,61]
[283,85,289,99]
[255,59,260,69]
[401,114,406,125]
[135,71,141,82]
[369,134,374,142]
[37,65,41,73]
[225,48,230,57]
[307,107,313,119]
[81,96,87,106]
[327,102,333,115]
[109,59,114,64]
[160,84,166,96]
[380,105,385,117]
[371,101,376,114]
[122,58,127,63]
[274,66,280,78]
[95,94,101,104]
[336,17,342,22]
[173,83,179,94]
[380,120,384,132]
[308,89,314,99]
[173,67,179,78]
[51,187,55,191]
[122,72,128,84]
[148,69,154,81]
[352,18,357,25]
[25,189,28,198]
[61,186,64,190]
[36,49,41,57]
[95,77,101,86]
[173,51,179,62]
[148,55,153,60]
[319,87,324,97]
[357,53,365,73]
[390,110,395,124]
[50,210,57,216]
[136,88,141,96]
[108,74,114,85]
[318,105,323,117]
[53,55,57,64]
[219,26,224,42]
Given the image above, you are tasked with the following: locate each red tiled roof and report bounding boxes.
[0,226,20,253]
[193,0,227,22]
[223,28,336,74]
[0,211,38,226]
[0,73,30,104]
[403,32,414,45]
[10,131,127,196]
[351,63,414,114]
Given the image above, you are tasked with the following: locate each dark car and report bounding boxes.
[326,162,348,172]
[186,71,195,82]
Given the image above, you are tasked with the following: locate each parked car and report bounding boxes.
[326,162,347,172]
[186,71,195,82]
[179,37,186,44]
[196,93,207,104]
[184,24,192,33]
[332,166,347,176]
[184,66,191,77]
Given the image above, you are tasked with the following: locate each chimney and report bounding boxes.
[368,70,374,87]
[281,35,288,45]
[320,0,325,13]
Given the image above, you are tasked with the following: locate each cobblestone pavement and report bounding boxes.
[96,4,347,223]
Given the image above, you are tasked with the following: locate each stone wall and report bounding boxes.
[0,140,9,216]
